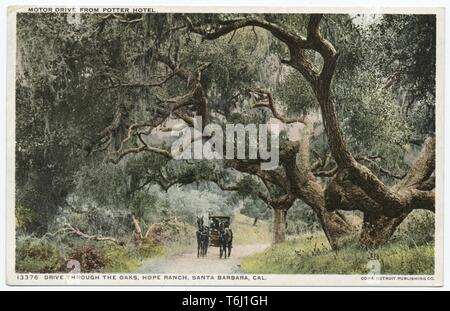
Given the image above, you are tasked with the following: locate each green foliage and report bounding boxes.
[15,205,36,231]
[337,72,411,149]
[138,240,166,258]
[125,153,169,184]
[101,243,141,273]
[369,15,436,104]
[74,161,129,209]
[15,14,117,232]
[130,191,159,219]
[15,13,436,274]
[286,200,320,234]
[235,175,263,198]
[392,210,435,247]
[348,15,436,136]
[16,234,147,273]
[160,210,192,238]
[276,70,317,116]
[185,32,260,111]
[335,71,412,179]
[240,233,434,275]
[240,199,271,220]
[16,236,66,273]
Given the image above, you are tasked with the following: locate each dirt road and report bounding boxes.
[134,244,269,274]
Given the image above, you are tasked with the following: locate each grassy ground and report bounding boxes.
[17,210,434,274]
[240,232,434,275]
[232,211,272,245]
[101,243,142,273]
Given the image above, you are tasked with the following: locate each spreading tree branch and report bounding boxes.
[248,88,305,124]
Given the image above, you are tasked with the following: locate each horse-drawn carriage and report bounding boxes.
[208,215,231,247]
[196,215,233,259]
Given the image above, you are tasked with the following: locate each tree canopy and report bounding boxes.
[16,12,436,248]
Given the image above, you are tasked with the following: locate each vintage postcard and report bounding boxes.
[5,5,444,286]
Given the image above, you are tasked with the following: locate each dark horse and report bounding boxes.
[219,221,233,259]
[196,216,209,258]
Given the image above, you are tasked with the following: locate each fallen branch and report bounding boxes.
[63,223,123,245]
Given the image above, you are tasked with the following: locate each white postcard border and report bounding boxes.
[5,5,445,287]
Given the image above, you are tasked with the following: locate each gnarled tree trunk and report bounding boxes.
[325,137,435,247]
[359,211,409,247]
[133,13,435,250]
[291,15,435,248]
[321,209,354,248]
[280,120,355,249]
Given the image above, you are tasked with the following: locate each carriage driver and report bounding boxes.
[210,218,219,230]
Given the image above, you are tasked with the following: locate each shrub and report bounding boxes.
[146,223,169,245]
[286,201,320,235]
[100,243,141,272]
[68,243,106,272]
[16,235,65,273]
[139,239,166,258]
[16,234,143,273]
[15,205,36,230]
[392,210,435,247]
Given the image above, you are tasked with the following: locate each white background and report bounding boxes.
[1,0,449,291]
